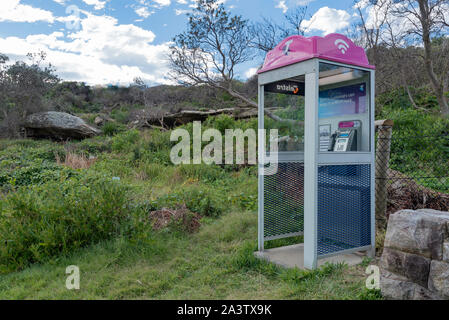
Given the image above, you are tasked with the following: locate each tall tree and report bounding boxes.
[0,52,59,137]
[390,0,449,114]
[169,0,292,122]
[250,6,308,53]
[169,0,253,102]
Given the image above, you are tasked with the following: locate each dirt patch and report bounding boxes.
[149,204,201,233]
[386,169,449,218]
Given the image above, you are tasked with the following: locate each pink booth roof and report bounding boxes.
[257,33,375,74]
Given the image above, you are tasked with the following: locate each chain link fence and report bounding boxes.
[375,122,449,228]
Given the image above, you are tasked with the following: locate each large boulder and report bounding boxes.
[428,260,449,299]
[384,209,449,260]
[380,209,449,300]
[381,270,440,300]
[380,247,430,287]
[25,112,101,140]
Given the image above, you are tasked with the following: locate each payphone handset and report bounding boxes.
[328,121,361,152]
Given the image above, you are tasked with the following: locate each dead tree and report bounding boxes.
[168,0,303,125]
[390,0,449,115]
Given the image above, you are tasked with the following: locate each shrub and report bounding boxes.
[0,178,141,273]
[147,186,225,218]
[0,161,79,189]
[146,129,173,152]
[183,187,224,217]
[110,108,130,124]
[102,122,126,136]
[74,137,112,154]
[111,129,140,152]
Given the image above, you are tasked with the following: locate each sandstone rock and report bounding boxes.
[25,112,101,140]
[428,260,449,299]
[380,270,441,300]
[384,209,449,259]
[380,247,430,287]
[94,116,104,126]
[443,242,449,262]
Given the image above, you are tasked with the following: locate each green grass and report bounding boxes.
[0,122,381,300]
[0,211,375,300]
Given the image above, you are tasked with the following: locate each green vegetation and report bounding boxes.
[378,89,449,192]
[0,115,378,299]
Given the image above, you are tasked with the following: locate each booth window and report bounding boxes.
[263,79,305,152]
[318,62,371,152]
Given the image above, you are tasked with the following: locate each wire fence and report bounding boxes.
[375,124,449,227]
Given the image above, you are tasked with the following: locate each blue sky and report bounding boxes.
[0,0,362,86]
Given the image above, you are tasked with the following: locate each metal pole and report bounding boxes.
[258,84,265,252]
[303,62,319,269]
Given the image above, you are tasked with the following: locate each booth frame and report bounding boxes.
[257,58,376,270]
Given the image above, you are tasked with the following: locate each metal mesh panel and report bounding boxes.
[264,162,304,239]
[317,164,371,255]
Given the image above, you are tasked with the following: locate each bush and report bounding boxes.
[0,177,142,273]
[183,187,224,217]
[74,137,112,154]
[102,122,126,136]
[111,129,140,152]
[0,161,79,190]
[147,186,225,218]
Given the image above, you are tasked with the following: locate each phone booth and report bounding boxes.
[256,34,375,269]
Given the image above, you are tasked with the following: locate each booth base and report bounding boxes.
[255,243,365,269]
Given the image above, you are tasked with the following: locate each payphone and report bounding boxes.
[257,33,375,270]
[328,121,361,152]
[318,80,369,153]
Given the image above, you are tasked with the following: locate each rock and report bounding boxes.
[380,247,430,287]
[443,242,449,262]
[384,209,449,260]
[94,116,104,126]
[25,112,101,140]
[381,270,441,300]
[428,260,449,298]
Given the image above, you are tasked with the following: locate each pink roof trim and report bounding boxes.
[257,33,375,74]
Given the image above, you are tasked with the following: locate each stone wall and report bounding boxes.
[380,209,449,300]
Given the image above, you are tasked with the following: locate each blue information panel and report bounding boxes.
[319,83,366,118]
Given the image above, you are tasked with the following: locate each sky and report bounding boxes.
[0,0,366,86]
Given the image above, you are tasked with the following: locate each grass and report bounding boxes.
[0,211,376,300]
[0,121,381,300]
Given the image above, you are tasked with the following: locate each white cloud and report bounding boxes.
[302,7,351,35]
[153,0,171,7]
[245,67,258,79]
[0,0,55,23]
[275,1,288,14]
[135,7,154,18]
[175,9,190,15]
[353,0,370,10]
[0,13,172,85]
[297,0,315,5]
[82,0,107,10]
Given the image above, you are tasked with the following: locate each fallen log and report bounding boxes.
[129,107,258,129]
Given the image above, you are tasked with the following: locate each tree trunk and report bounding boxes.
[418,0,449,115]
